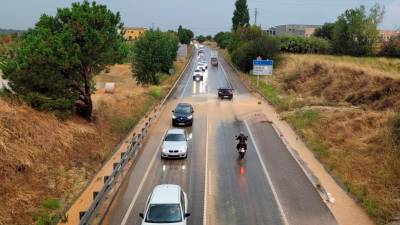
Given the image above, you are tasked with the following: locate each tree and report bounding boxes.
[332,4,384,56]
[228,25,263,53]
[177,25,194,44]
[196,35,206,43]
[132,29,179,85]
[232,0,249,31]
[214,32,232,49]
[1,1,127,120]
[314,23,335,41]
[231,35,280,72]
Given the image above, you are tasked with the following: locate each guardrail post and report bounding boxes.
[79,211,86,221]
[113,163,119,170]
[93,191,99,200]
[104,176,109,184]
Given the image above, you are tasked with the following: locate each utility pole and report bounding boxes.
[254,8,258,25]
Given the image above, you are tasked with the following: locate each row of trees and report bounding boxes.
[314,4,388,56]
[0,1,190,120]
[216,2,399,58]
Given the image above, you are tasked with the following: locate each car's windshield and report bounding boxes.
[165,133,186,142]
[194,69,202,72]
[175,105,191,114]
[145,204,182,223]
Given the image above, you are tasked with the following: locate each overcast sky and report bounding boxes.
[0,0,399,35]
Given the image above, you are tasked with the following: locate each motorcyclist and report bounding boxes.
[236,132,248,150]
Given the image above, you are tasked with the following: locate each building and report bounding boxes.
[123,27,147,41]
[265,24,321,37]
[379,30,400,42]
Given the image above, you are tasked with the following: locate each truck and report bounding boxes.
[211,51,218,66]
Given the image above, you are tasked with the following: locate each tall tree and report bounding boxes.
[332,4,384,56]
[0,1,127,120]
[232,0,250,31]
[177,25,194,44]
[132,29,179,85]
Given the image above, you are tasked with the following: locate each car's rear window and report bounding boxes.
[146,204,182,223]
[165,133,186,141]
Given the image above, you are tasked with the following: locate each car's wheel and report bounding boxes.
[183,154,188,159]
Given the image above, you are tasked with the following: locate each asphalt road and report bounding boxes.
[101,47,337,225]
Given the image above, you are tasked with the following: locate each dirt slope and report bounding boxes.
[0,58,188,225]
[244,53,400,224]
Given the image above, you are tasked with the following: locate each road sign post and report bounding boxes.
[252,59,273,88]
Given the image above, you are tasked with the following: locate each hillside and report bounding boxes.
[0,58,188,224]
[242,53,400,224]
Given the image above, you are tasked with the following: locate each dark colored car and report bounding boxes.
[172,103,194,126]
[211,57,218,66]
[218,88,233,100]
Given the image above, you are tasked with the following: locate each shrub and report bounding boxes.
[214,32,232,49]
[149,86,164,100]
[380,35,400,58]
[41,198,62,210]
[278,35,332,54]
[231,35,280,72]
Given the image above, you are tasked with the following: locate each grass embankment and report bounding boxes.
[235,53,400,224]
[0,48,191,225]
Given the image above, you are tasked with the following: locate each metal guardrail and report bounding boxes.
[76,49,194,225]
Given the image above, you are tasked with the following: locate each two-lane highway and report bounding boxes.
[101,46,337,225]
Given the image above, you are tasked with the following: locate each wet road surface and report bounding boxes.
[101,47,337,225]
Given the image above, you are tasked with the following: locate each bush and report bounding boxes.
[380,35,400,58]
[278,35,332,54]
[148,86,164,100]
[214,32,232,49]
[231,35,280,72]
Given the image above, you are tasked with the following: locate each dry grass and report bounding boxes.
[0,49,190,225]
[237,53,400,224]
[285,108,399,223]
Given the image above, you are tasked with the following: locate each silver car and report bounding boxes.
[161,129,188,159]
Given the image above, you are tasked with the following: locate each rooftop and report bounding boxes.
[150,184,181,204]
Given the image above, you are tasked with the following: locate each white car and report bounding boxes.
[198,62,208,69]
[196,65,206,72]
[140,184,190,225]
[161,129,188,159]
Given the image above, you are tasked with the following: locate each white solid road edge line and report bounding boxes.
[203,115,209,225]
[270,123,334,204]
[244,120,290,225]
[120,128,168,225]
[220,59,234,90]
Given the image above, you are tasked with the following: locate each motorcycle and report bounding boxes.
[235,136,248,159]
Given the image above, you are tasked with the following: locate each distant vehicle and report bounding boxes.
[172,103,194,126]
[139,184,190,225]
[196,64,206,72]
[198,61,208,69]
[193,70,203,81]
[161,128,188,159]
[218,87,233,100]
[211,57,218,66]
[198,49,205,54]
